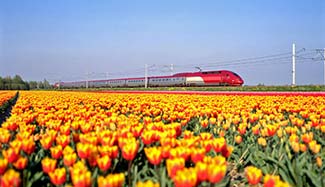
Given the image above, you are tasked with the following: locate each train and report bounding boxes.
[55,70,244,88]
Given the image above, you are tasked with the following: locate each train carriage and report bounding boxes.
[56,70,243,88]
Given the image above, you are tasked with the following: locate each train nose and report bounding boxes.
[237,78,244,85]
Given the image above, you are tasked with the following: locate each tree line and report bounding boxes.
[0,75,52,90]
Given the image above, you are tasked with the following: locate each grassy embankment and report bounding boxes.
[58,85,325,92]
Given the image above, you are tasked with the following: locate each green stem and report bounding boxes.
[128,160,133,187]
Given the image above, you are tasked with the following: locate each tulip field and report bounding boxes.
[0,91,324,187]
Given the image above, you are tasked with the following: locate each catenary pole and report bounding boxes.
[145,64,148,88]
[292,43,296,86]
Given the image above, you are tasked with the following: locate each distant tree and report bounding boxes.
[0,75,30,90]
[3,76,12,90]
[43,79,51,89]
[0,77,4,90]
[38,81,44,89]
[28,81,38,90]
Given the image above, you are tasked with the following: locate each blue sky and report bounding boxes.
[0,0,324,85]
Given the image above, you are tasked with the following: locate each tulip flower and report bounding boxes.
[235,135,242,144]
[136,180,159,187]
[208,164,227,184]
[97,155,111,172]
[121,139,139,161]
[173,168,197,187]
[166,158,185,178]
[144,147,163,165]
[56,134,70,148]
[49,167,66,186]
[50,145,63,159]
[42,157,57,174]
[301,132,313,144]
[13,156,28,170]
[266,124,277,137]
[70,161,91,187]
[195,162,208,181]
[0,129,11,144]
[263,174,280,187]
[308,140,321,154]
[245,166,262,185]
[2,147,19,163]
[21,137,36,155]
[97,173,125,187]
[0,169,21,187]
[190,148,205,163]
[77,143,91,159]
[40,135,53,150]
[64,153,77,167]
[0,158,8,175]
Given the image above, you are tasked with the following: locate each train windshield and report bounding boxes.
[232,72,240,78]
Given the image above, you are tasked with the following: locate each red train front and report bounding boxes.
[175,70,244,86]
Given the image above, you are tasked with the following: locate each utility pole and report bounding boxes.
[145,64,148,88]
[86,72,89,89]
[292,43,296,86]
[106,72,109,86]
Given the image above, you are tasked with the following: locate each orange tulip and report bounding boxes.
[290,141,300,153]
[141,131,157,145]
[42,157,57,174]
[144,147,163,165]
[2,147,19,163]
[235,135,242,144]
[245,166,262,185]
[64,153,77,167]
[258,137,267,147]
[316,156,322,168]
[266,124,277,137]
[13,156,28,170]
[238,123,247,135]
[208,164,227,184]
[121,139,139,161]
[263,174,280,187]
[0,169,21,187]
[21,137,35,155]
[97,155,111,172]
[308,140,321,154]
[49,167,66,186]
[212,137,226,153]
[301,132,313,144]
[70,161,91,187]
[0,129,11,144]
[166,158,185,178]
[50,145,63,159]
[173,168,197,187]
[195,162,208,181]
[0,158,8,175]
[77,143,91,159]
[40,135,53,150]
[190,148,205,163]
[60,125,70,135]
[97,173,125,187]
[221,145,233,158]
[56,134,70,148]
[136,180,159,187]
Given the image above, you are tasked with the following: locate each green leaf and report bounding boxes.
[302,169,321,187]
[279,168,294,185]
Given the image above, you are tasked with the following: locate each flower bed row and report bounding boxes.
[0,91,19,125]
[0,91,324,187]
